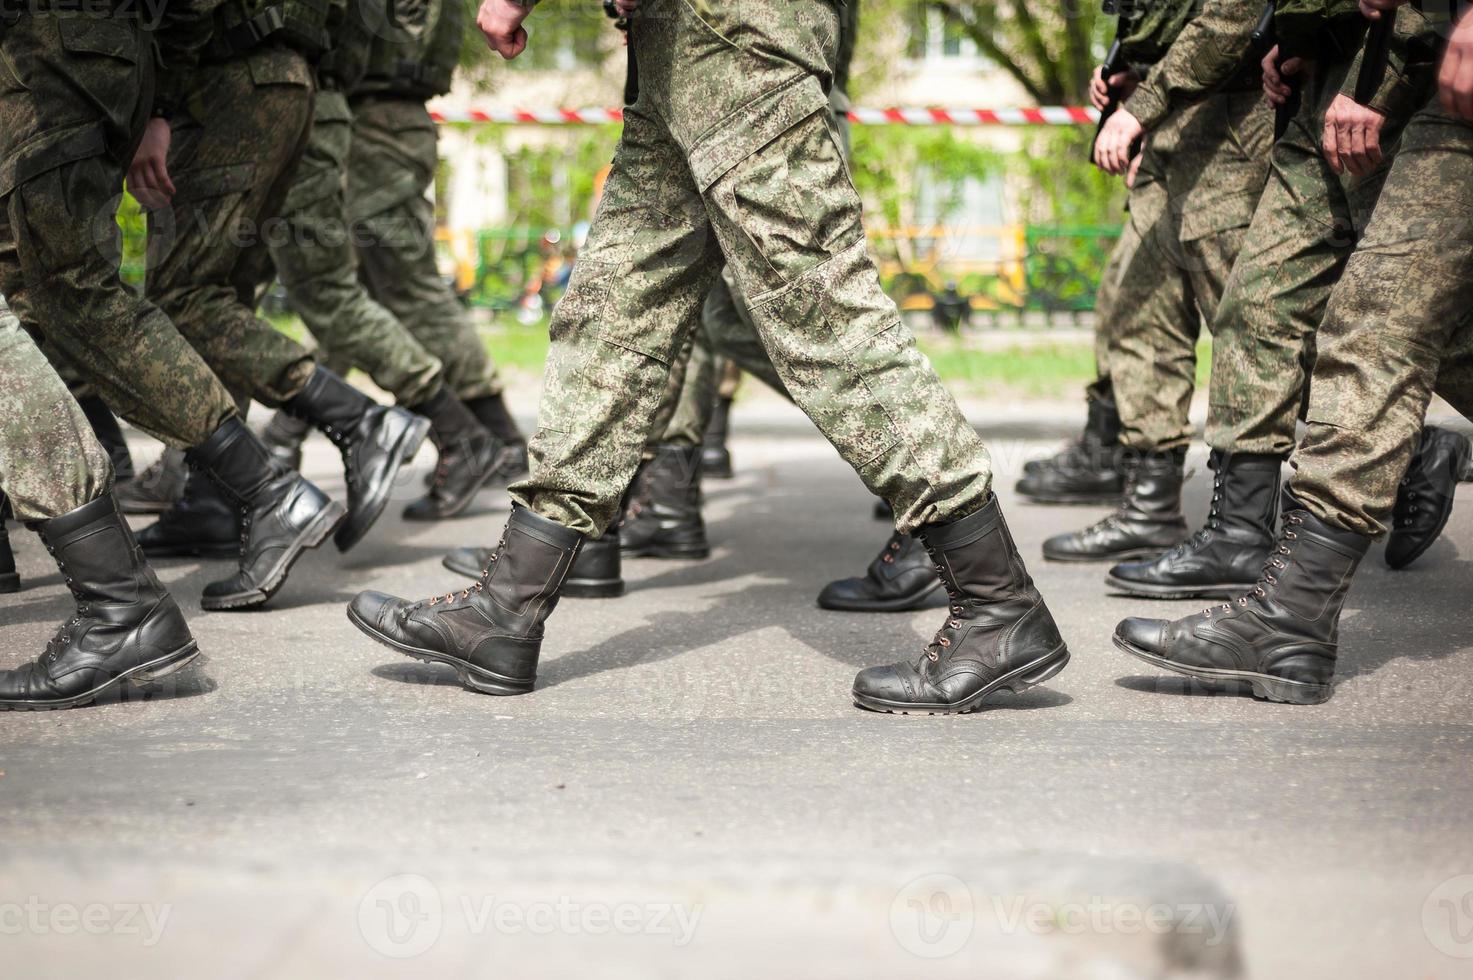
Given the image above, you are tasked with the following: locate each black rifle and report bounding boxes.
[1353,14,1395,106]
[1091,43,1129,165]
[1251,0,1276,55]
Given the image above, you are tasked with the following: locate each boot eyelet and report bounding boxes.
[938,637,951,647]
[948,619,961,629]
[927,651,939,662]
[882,555,894,564]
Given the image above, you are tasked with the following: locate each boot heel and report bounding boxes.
[563,578,626,599]
[1000,648,1071,695]
[458,668,534,697]
[131,642,201,684]
[1252,674,1331,705]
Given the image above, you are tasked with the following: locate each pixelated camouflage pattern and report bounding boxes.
[1107,88,1271,452]
[512,0,991,536]
[145,49,320,406]
[0,13,238,449]
[346,95,504,402]
[271,88,446,408]
[1290,98,1473,536]
[1125,0,1265,132]
[0,294,112,520]
[1205,52,1433,456]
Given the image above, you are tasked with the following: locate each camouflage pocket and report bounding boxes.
[57,16,139,63]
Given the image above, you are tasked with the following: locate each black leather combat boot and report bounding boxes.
[404,388,518,521]
[851,496,1071,714]
[349,506,583,695]
[187,418,346,611]
[701,395,734,479]
[0,494,19,593]
[283,368,429,551]
[77,394,134,484]
[1106,451,1282,599]
[136,470,241,559]
[1016,387,1124,504]
[466,392,531,483]
[817,531,942,612]
[1113,492,1370,705]
[0,494,199,710]
[116,447,188,515]
[1042,450,1188,562]
[260,409,310,473]
[620,444,709,559]
[443,531,624,598]
[1386,425,1470,570]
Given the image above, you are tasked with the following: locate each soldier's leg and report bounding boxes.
[146,62,430,551]
[1042,170,1197,564]
[1291,102,1473,539]
[0,297,112,520]
[1206,61,1406,458]
[347,97,527,452]
[274,90,513,522]
[1114,99,1469,706]
[348,2,1070,714]
[0,16,346,612]
[0,296,203,708]
[1015,215,1138,504]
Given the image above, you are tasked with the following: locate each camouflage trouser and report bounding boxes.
[512,0,991,537]
[1207,56,1422,456]
[0,14,236,449]
[145,49,318,406]
[270,89,443,408]
[1290,99,1473,536]
[347,96,503,402]
[657,270,791,447]
[0,295,111,520]
[1106,89,1271,452]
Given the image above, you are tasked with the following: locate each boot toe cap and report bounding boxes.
[817,577,869,609]
[1114,616,1169,656]
[348,590,406,633]
[852,663,920,704]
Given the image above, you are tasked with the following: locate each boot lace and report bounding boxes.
[918,545,969,665]
[421,535,505,608]
[42,549,89,666]
[1201,513,1302,618]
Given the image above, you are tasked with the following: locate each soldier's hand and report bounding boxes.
[1439,13,1473,120]
[1090,65,1109,111]
[1126,152,1143,189]
[1263,46,1304,107]
[1322,94,1386,176]
[126,118,175,210]
[612,0,638,13]
[1358,0,1408,19]
[1095,108,1143,176]
[477,0,531,59]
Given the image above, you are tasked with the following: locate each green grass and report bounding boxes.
[277,310,1214,403]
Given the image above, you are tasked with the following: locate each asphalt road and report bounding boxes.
[3,400,1472,978]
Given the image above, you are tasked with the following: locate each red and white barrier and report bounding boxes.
[429,106,1101,126]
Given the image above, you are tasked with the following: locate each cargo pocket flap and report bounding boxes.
[687,73,829,194]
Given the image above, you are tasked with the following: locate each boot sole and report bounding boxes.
[563,578,626,599]
[1112,634,1330,705]
[0,572,19,594]
[1043,547,1167,564]
[852,646,1070,715]
[346,605,534,696]
[1103,575,1257,600]
[201,502,347,611]
[336,416,433,551]
[621,541,710,560]
[0,641,201,711]
[817,581,944,613]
